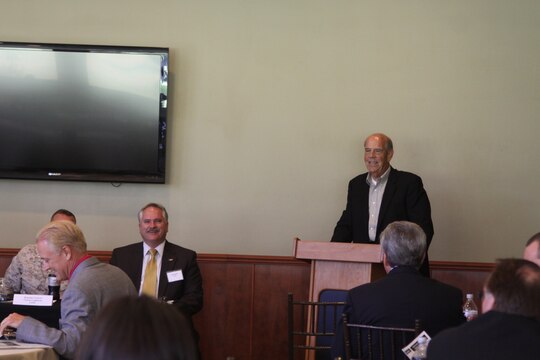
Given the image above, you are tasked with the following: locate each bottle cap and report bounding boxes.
[48,274,58,286]
[466,293,473,299]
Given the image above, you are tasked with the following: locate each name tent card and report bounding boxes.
[13,294,53,306]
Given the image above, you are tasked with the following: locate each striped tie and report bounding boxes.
[141,249,158,297]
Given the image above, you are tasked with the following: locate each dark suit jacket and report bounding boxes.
[110,240,203,317]
[331,266,465,359]
[332,167,434,276]
[427,311,540,360]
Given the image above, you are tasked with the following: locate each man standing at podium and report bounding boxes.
[332,133,434,276]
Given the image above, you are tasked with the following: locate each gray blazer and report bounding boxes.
[16,257,137,359]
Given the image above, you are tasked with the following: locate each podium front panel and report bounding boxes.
[310,260,385,301]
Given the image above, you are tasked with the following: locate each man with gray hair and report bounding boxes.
[0,221,136,359]
[4,209,77,295]
[428,258,540,360]
[110,203,203,359]
[331,221,464,359]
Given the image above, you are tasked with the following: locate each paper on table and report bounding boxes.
[401,331,431,359]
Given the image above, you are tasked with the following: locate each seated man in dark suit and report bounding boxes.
[331,221,465,359]
[110,203,203,356]
[427,258,540,360]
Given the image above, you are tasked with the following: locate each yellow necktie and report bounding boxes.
[141,249,158,297]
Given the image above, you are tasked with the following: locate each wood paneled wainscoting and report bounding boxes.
[0,248,492,360]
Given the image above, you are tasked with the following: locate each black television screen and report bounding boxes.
[0,41,168,183]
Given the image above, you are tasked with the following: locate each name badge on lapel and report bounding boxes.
[167,270,183,282]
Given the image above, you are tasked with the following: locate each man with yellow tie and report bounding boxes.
[110,203,203,357]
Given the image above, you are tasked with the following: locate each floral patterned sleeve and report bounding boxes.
[4,244,48,294]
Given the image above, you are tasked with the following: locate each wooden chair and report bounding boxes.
[287,292,346,360]
[342,314,422,360]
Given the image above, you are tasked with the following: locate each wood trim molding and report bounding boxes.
[0,247,494,270]
[430,260,495,272]
[197,253,310,265]
[0,248,19,257]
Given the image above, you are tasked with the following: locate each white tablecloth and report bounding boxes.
[0,347,58,360]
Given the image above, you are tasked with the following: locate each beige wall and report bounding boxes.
[1,0,539,262]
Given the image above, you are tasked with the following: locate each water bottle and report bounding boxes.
[48,274,60,301]
[411,336,428,360]
[462,293,478,321]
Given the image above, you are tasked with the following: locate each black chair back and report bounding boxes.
[342,314,422,360]
[287,292,346,360]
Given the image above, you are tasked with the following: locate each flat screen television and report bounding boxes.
[0,41,168,184]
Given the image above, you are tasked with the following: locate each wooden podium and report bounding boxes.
[293,238,385,301]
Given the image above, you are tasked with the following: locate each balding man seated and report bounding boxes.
[427,258,540,360]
